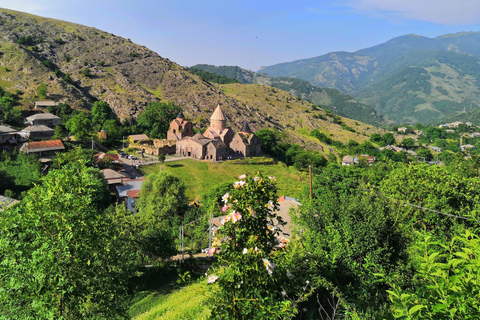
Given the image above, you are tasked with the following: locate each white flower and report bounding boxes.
[253,176,259,181]
[268,176,276,180]
[233,180,246,188]
[222,192,229,204]
[262,258,276,275]
[286,271,293,279]
[238,174,246,179]
[207,275,218,284]
[242,248,248,255]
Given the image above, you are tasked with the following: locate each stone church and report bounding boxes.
[168,105,261,161]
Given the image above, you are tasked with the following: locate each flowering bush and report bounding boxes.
[205,173,300,319]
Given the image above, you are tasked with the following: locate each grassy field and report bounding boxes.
[140,157,308,201]
[130,281,209,320]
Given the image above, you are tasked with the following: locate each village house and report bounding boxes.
[428,145,442,153]
[34,101,58,110]
[174,105,261,160]
[397,127,408,133]
[0,195,19,212]
[127,134,150,144]
[448,121,463,128]
[0,125,20,145]
[116,178,145,213]
[20,139,65,157]
[341,155,355,166]
[460,144,475,152]
[25,113,61,127]
[21,125,55,140]
[379,145,405,152]
[341,154,375,166]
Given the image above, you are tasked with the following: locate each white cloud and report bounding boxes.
[342,0,480,25]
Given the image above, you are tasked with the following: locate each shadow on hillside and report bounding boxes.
[168,164,184,168]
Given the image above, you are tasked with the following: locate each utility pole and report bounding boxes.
[122,136,124,150]
[208,211,213,250]
[91,139,94,151]
[309,165,313,202]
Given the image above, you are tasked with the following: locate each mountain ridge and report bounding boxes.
[259,32,480,124]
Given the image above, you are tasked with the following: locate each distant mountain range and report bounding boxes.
[258,32,480,124]
[191,64,385,127]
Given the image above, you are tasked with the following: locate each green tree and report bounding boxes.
[401,137,416,149]
[158,153,166,162]
[66,111,92,140]
[51,146,96,169]
[82,68,91,77]
[53,125,65,139]
[91,100,113,129]
[381,229,480,319]
[136,171,186,261]
[382,132,396,145]
[416,148,433,161]
[0,87,20,124]
[380,163,480,234]
[370,133,382,143]
[37,82,48,99]
[294,165,409,317]
[0,163,139,319]
[136,101,181,139]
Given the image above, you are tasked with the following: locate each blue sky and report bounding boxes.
[1,0,480,71]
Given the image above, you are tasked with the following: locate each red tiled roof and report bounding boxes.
[25,139,64,151]
[127,190,141,198]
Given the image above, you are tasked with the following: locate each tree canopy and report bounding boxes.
[136,101,181,139]
[0,162,139,319]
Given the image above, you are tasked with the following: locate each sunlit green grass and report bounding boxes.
[140,157,308,200]
[130,282,209,320]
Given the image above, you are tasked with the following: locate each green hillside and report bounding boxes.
[191,64,386,127]
[259,32,480,124]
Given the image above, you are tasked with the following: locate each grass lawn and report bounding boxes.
[140,157,308,200]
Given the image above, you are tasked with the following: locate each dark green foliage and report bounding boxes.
[416,148,434,161]
[91,100,113,129]
[81,68,91,77]
[257,128,328,169]
[0,150,41,198]
[0,86,20,124]
[401,137,416,148]
[187,67,240,84]
[65,111,92,140]
[295,165,409,317]
[136,171,186,262]
[51,146,96,169]
[17,35,36,45]
[136,101,181,139]
[382,132,396,145]
[37,82,47,98]
[0,163,139,319]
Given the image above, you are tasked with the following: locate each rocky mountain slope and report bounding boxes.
[191,64,386,127]
[0,8,388,155]
[259,32,480,124]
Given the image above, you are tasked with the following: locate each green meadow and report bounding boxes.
[140,157,308,200]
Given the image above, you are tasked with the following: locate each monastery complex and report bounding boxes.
[167,105,261,161]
